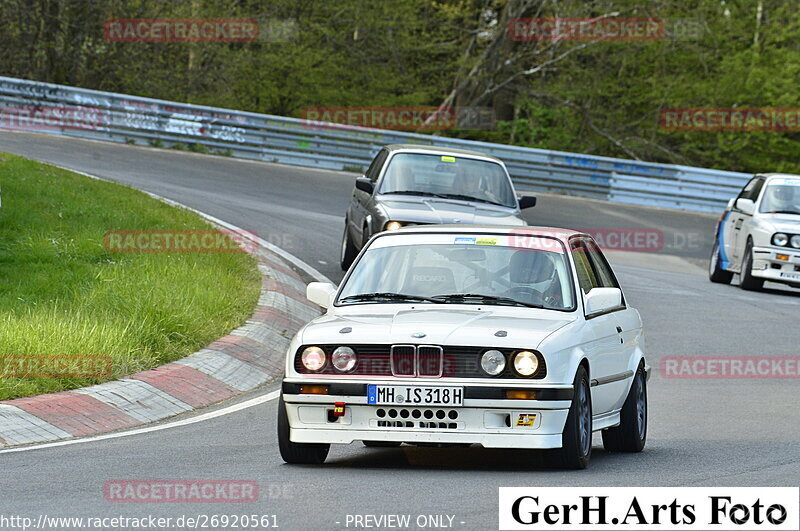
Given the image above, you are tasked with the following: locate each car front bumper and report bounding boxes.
[751,246,800,284]
[282,380,573,449]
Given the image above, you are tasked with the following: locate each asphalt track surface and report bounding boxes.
[1,131,798,530]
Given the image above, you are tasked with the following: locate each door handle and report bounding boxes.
[616,326,623,334]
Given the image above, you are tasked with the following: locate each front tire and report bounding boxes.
[558,365,592,469]
[602,364,647,453]
[739,240,764,291]
[340,222,358,271]
[278,396,330,464]
[709,240,733,284]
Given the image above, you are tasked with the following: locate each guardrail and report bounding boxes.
[0,76,751,212]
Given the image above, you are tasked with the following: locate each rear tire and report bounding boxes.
[709,240,733,284]
[362,441,402,448]
[278,396,330,464]
[602,364,647,453]
[340,222,357,271]
[558,365,592,469]
[739,240,764,291]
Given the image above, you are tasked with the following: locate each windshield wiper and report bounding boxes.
[339,292,443,304]
[383,190,507,207]
[432,193,508,207]
[432,293,544,309]
[382,190,443,197]
[764,210,800,215]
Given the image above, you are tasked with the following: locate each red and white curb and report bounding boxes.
[0,239,322,448]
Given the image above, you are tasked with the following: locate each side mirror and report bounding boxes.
[355,176,374,194]
[735,198,755,215]
[584,287,623,316]
[518,195,537,209]
[306,282,337,309]
[726,198,736,210]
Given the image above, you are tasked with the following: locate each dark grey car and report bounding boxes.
[341,144,536,269]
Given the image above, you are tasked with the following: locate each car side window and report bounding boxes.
[737,177,759,201]
[584,240,620,289]
[570,240,599,294]
[365,149,388,182]
[750,178,766,202]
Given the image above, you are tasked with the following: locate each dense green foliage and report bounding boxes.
[0,154,260,399]
[1,0,799,172]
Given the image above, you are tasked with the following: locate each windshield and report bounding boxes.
[378,153,516,208]
[337,234,575,311]
[759,178,800,214]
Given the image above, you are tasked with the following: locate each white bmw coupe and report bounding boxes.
[710,173,800,290]
[279,225,649,469]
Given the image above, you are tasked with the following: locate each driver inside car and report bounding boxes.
[505,250,562,307]
[763,185,800,213]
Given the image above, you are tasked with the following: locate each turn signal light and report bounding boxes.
[505,390,537,400]
[776,254,790,261]
[299,385,329,395]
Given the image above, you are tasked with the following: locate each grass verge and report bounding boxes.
[0,153,261,400]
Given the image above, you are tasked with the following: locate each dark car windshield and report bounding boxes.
[379,153,517,208]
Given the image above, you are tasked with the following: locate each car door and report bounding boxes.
[570,237,627,415]
[351,148,387,245]
[730,177,764,266]
[737,177,766,259]
[583,239,641,412]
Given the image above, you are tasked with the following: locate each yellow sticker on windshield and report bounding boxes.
[476,238,497,246]
[441,156,456,162]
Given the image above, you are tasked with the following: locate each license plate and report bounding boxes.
[367,385,463,406]
[779,271,800,280]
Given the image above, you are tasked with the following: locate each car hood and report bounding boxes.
[299,307,574,349]
[378,196,526,226]
[756,213,800,233]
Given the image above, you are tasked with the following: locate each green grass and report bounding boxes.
[0,153,261,400]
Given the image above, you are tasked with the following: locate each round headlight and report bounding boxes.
[331,346,357,372]
[791,235,800,249]
[384,221,403,231]
[773,233,789,247]
[513,351,539,377]
[480,350,506,376]
[301,346,326,371]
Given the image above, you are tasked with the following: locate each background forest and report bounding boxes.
[2,0,799,172]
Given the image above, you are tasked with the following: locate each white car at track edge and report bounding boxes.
[710,173,800,290]
[279,225,649,469]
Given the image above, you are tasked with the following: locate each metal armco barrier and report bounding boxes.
[0,76,751,212]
